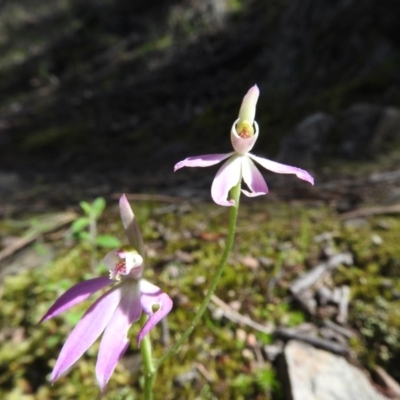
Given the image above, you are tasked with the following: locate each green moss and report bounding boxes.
[1,199,399,398]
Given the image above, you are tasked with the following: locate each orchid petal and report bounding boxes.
[241,157,268,197]
[104,249,143,280]
[174,153,233,171]
[51,285,123,382]
[137,280,173,346]
[139,279,164,311]
[123,251,143,276]
[211,155,242,206]
[238,85,259,124]
[103,250,119,270]
[40,277,112,322]
[249,154,314,185]
[96,282,142,390]
[230,119,259,154]
[119,194,145,257]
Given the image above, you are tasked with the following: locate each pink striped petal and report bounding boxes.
[96,282,142,390]
[174,153,233,171]
[51,285,123,382]
[241,157,268,197]
[137,280,173,345]
[211,155,242,206]
[119,194,145,256]
[249,154,314,185]
[40,277,112,323]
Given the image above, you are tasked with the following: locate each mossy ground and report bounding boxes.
[0,197,399,399]
[1,1,400,398]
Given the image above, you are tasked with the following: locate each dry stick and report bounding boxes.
[0,212,77,264]
[275,327,349,355]
[112,193,188,204]
[290,253,353,296]
[339,203,400,220]
[210,295,274,335]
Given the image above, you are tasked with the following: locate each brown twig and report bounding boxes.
[112,192,188,203]
[210,295,274,335]
[290,253,353,296]
[0,212,76,264]
[275,327,349,355]
[340,204,400,220]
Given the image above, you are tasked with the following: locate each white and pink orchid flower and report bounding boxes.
[41,195,172,390]
[174,85,314,206]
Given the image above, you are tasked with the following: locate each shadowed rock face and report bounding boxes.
[277,113,335,168]
[277,104,400,167]
[337,105,400,159]
[265,0,400,92]
[1,0,400,183]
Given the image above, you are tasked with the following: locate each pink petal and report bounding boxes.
[51,285,123,382]
[103,249,143,280]
[174,153,233,171]
[119,194,145,256]
[40,277,112,323]
[103,249,119,270]
[96,282,142,390]
[241,157,268,197]
[230,119,259,154]
[137,279,173,346]
[211,155,242,206]
[249,154,314,185]
[139,279,163,305]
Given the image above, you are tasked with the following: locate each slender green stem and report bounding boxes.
[140,315,156,400]
[89,214,97,272]
[156,182,241,367]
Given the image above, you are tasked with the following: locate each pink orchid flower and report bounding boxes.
[174,85,314,206]
[41,195,173,390]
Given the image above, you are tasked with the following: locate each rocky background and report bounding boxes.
[1,0,400,203]
[1,1,400,399]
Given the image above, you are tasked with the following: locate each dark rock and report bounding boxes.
[0,171,19,193]
[278,112,335,168]
[370,107,400,154]
[337,104,388,159]
[278,104,400,167]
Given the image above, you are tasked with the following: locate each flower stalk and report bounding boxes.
[140,314,156,400]
[157,179,241,367]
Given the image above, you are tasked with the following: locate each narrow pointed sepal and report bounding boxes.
[174,153,233,171]
[96,283,142,390]
[40,277,112,323]
[51,286,123,383]
[119,194,145,256]
[249,154,314,185]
